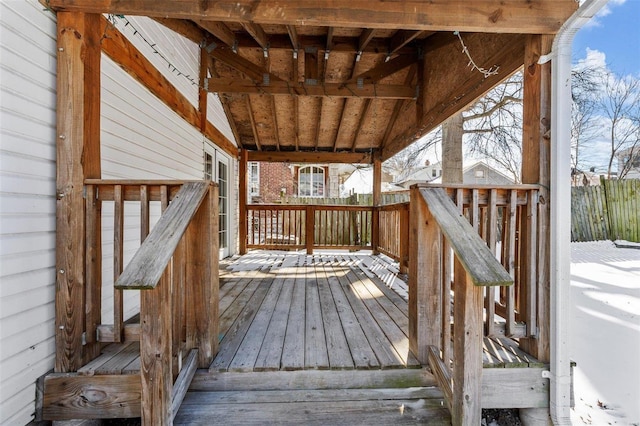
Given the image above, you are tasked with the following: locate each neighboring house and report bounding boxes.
[395,160,443,188]
[571,167,602,186]
[397,161,514,187]
[0,4,238,424]
[249,162,349,203]
[617,146,640,179]
[340,166,400,196]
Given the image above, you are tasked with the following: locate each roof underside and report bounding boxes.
[49,1,578,162]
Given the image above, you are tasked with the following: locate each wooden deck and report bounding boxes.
[213,250,417,372]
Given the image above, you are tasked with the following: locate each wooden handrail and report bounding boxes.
[115,181,210,290]
[419,188,513,287]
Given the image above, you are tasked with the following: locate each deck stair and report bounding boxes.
[175,368,451,425]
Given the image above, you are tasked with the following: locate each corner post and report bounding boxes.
[55,12,102,372]
[239,149,248,254]
[372,154,382,254]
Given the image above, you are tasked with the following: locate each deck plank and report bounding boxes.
[304,262,330,369]
[316,258,355,369]
[281,266,306,370]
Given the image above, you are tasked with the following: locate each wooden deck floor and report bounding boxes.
[212,251,418,372]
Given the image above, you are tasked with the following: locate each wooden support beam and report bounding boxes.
[198,47,209,132]
[270,96,281,151]
[247,150,372,164]
[519,35,553,363]
[389,30,423,55]
[325,27,334,57]
[49,1,578,34]
[241,22,269,50]
[304,47,319,85]
[205,42,281,84]
[196,20,236,48]
[287,25,300,52]
[206,78,415,99]
[372,155,382,255]
[245,96,261,151]
[100,17,237,158]
[349,54,417,84]
[380,65,416,149]
[239,150,248,255]
[350,99,372,151]
[55,12,102,373]
[382,32,526,161]
[152,17,205,44]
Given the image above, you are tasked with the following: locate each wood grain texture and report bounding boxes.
[55,11,102,373]
[115,182,209,289]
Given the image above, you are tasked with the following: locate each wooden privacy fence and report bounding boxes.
[246,204,373,253]
[572,178,640,242]
[84,180,219,424]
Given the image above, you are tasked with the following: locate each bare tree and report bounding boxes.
[384,128,441,181]
[600,73,640,178]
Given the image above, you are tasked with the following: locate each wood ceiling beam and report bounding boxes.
[269,96,281,151]
[195,20,236,48]
[152,18,206,44]
[205,43,282,83]
[49,1,578,34]
[247,150,373,164]
[241,22,269,50]
[351,99,372,152]
[381,65,417,148]
[325,27,334,58]
[205,79,416,99]
[381,32,526,161]
[348,54,417,84]
[287,25,300,52]
[389,30,423,55]
[245,95,261,151]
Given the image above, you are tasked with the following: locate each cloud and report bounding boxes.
[574,48,608,70]
[582,0,627,28]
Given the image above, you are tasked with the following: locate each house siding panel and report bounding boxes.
[0,2,57,424]
[0,5,238,424]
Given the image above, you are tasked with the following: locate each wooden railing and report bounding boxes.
[246,204,373,253]
[84,179,219,425]
[377,203,410,273]
[410,186,514,425]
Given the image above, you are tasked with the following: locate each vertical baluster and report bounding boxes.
[505,189,518,336]
[140,185,150,241]
[484,189,498,336]
[471,189,479,232]
[84,184,101,360]
[113,185,124,342]
[525,189,538,337]
[442,234,452,366]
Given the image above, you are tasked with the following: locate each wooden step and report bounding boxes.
[175,387,451,425]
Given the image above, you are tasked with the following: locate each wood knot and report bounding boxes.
[488,9,503,24]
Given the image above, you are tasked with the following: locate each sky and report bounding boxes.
[573,0,640,77]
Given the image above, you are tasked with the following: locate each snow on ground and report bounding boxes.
[570,241,640,425]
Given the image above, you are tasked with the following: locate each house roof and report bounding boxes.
[49,1,578,163]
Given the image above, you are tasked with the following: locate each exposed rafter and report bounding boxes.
[205,79,415,99]
[348,54,417,84]
[247,150,373,164]
[351,99,372,152]
[381,65,417,149]
[241,22,269,50]
[245,95,261,151]
[195,20,236,48]
[325,27,334,59]
[287,25,299,53]
[389,30,424,55]
[206,42,282,84]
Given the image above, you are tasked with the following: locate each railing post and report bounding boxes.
[452,259,483,426]
[185,183,220,367]
[399,204,409,275]
[239,150,248,255]
[140,271,173,425]
[306,205,315,255]
[408,187,442,363]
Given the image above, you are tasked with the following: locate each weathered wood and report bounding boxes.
[43,374,141,420]
[140,268,173,425]
[185,184,220,367]
[281,266,307,370]
[482,367,550,409]
[55,11,102,373]
[452,257,483,426]
[170,349,199,422]
[84,184,101,358]
[419,188,513,287]
[48,1,578,34]
[239,149,248,254]
[305,264,330,369]
[372,156,381,254]
[305,206,315,254]
[96,323,141,343]
[115,182,209,289]
[247,150,372,164]
[113,185,124,343]
[409,186,441,363]
[428,345,453,411]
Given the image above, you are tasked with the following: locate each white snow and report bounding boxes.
[570,240,640,425]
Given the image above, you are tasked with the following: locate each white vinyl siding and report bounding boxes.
[0,2,57,425]
[0,6,238,425]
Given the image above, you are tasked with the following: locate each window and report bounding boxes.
[298,166,325,197]
[475,169,486,178]
[432,169,437,177]
[204,152,213,180]
[249,162,260,196]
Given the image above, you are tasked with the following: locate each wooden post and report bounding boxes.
[306,205,315,255]
[452,259,483,426]
[520,35,552,361]
[372,155,382,254]
[399,204,409,275]
[408,187,441,363]
[198,47,209,132]
[239,149,248,254]
[186,184,220,367]
[55,12,101,372]
[140,272,173,425]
